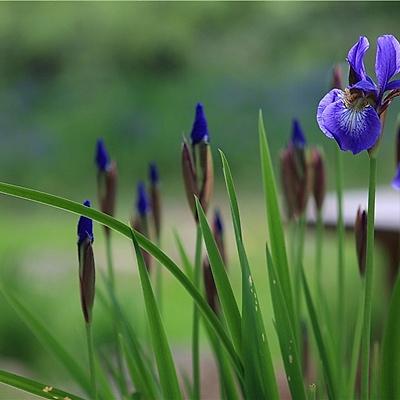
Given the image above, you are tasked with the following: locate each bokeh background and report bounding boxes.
[0,2,399,398]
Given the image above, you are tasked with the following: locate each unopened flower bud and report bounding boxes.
[181,140,198,218]
[291,119,307,149]
[311,148,326,212]
[213,209,226,264]
[136,181,149,218]
[149,162,162,240]
[355,207,367,277]
[332,64,344,90]
[203,259,218,314]
[95,139,110,172]
[198,142,213,214]
[77,200,96,324]
[191,103,209,145]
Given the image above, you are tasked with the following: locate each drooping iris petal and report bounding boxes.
[321,99,381,154]
[385,79,400,91]
[191,103,209,145]
[347,36,369,82]
[392,165,400,190]
[291,119,307,148]
[375,35,400,92]
[317,89,343,139]
[351,78,377,94]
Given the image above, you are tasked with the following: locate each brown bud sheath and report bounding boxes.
[150,185,161,240]
[311,148,326,212]
[78,238,96,324]
[355,207,367,277]
[332,64,343,90]
[203,259,218,314]
[131,215,152,273]
[198,142,214,214]
[97,161,117,235]
[181,141,198,218]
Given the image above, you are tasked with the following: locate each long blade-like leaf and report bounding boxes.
[0,369,85,400]
[130,229,182,400]
[220,150,279,400]
[0,181,243,378]
[196,197,242,354]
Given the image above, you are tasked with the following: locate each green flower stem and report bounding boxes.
[104,232,127,397]
[192,224,202,400]
[85,323,97,400]
[295,214,306,347]
[155,237,163,315]
[361,155,377,400]
[315,209,323,317]
[335,147,345,393]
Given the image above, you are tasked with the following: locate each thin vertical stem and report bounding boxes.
[192,224,202,400]
[86,323,97,400]
[315,209,323,317]
[361,156,377,400]
[105,232,115,289]
[155,237,163,315]
[335,147,345,392]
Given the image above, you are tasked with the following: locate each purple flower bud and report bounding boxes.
[355,206,367,277]
[136,182,149,217]
[191,103,209,145]
[392,164,400,191]
[77,200,95,324]
[311,148,326,212]
[182,140,198,218]
[213,209,223,236]
[213,209,226,265]
[131,215,152,273]
[198,142,214,214]
[149,162,159,185]
[77,200,94,244]
[95,139,110,172]
[291,119,307,149]
[203,259,219,314]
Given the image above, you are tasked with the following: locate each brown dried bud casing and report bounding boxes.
[311,148,326,212]
[181,141,198,218]
[150,185,161,240]
[203,259,219,314]
[355,207,367,277]
[97,161,117,234]
[131,215,152,273]
[78,238,96,324]
[280,146,312,219]
[198,142,213,214]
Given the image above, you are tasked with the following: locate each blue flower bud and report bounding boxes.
[77,200,94,244]
[95,139,110,172]
[214,209,223,236]
[149,162,159,185]
[291,119,307,148]
[136,181,149,217]
[191,103,209,145]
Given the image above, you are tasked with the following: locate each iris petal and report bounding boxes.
[351,79,377,94]
[347,36,369,82]
[392,165,400,190]
[375,35,400,92]
[317,89,343,139]
[321,100,381,154]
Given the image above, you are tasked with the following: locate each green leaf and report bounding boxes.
[265,246,307,400]
[258,111,296,328]
[0,181,243,378]
[173,230,193,280]
[0,285,91,396]
[381,273,400,399]
[195,198,242,355]
[130,229,182,400]
[0,369,85,400]
[220,150,279,400]
[301,269,337,400]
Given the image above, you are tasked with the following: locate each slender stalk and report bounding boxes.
[361,156,377,400]
[155,237,163,315]
[85,323,97,400]
[335,147,345,393]
[315,209,323,317]
[105,232,127,397]
[192,225,202,400]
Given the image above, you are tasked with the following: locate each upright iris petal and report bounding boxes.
[77,200,94,244]
[347,36,369,83]
[321,98,381,154]
[375,35,400,92]
[291,119,307,148]
[149,162,159,185]
[95,139,110,171]
[136,181,149,217]
[392,165,400,190]
[191,103,209,145]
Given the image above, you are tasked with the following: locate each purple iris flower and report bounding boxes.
[317,35,400,154]
[392,165,400,190]
[149,162,159,185]
[291,119,307,148]
[136,181,149,217]
[95,139,110,171]
[77,200,94,244]
[191,103,209,145]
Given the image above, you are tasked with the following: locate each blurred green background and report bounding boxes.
[0,2,398,398]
